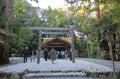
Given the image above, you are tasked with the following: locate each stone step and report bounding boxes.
[30,77,108,79]
[23,72,86,79]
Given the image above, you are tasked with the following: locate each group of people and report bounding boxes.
[43,47,56,64]
[23,46,56,64]
[23,46,36,63]
[23,46,72,64]
[43,48,72,63]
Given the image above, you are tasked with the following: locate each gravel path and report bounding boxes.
[80,58,120,72]
[0,58,114,73]
[8,57,120,71]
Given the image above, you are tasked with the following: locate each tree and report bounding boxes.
[0,0,14,65]
[39,7,68,27]
[8,0,39,56]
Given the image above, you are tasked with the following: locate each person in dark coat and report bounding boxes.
[68,49,72,61]
[43,48,48,61]
[23,46,28,63]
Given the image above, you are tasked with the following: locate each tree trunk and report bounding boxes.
[3,0,14,31]
[0,0,14,65]
[94,0,100,19]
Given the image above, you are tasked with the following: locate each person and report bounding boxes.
[61,51,65,59]
[57,51,62,59]
[65,49,68,60]
[68,49,72,61]
[30,49,36,62]
[49,47,56,64]
[23,46,28,63]
[43,48,48,61]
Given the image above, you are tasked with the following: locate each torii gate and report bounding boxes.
[29,27,75,63]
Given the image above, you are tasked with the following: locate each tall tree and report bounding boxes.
[38,7,68,27]
[8,0,39,56]
[0,0,14,65]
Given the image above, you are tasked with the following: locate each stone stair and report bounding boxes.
[23,71,87,79]
[22,71,111,79]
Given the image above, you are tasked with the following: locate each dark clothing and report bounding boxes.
[43,50,48,61]
[57,52,62,59]
[69,51,72,61]
[23,47,28,63]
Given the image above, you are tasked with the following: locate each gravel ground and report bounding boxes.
[0,58,113,73]
[80,58,120,72]
[1,58,119,79]
[0,57,120,73]
[8,57,120,71]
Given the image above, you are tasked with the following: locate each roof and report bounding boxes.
[42,37,71,48]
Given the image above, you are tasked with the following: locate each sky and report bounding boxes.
[27,0,66,9]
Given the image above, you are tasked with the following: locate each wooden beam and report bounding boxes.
[47,46,67,47]
[42,32,70,35]
[49,43,65,44]
[29,27,70,31]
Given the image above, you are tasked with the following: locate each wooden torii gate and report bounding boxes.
[29,27,75,63]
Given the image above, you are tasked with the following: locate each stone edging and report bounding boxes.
[0,69,29,79]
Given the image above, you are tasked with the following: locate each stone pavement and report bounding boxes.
[0,57,120,79]
[0,58,114,73]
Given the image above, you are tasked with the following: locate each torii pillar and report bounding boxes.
[71,26,75,63]
[37,29,42,63]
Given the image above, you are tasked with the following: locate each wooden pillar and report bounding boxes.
[71,26,75,63]
[37,29,42,63]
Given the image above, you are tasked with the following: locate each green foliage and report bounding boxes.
[18,27,34,44]
[112,4,120,25]
[44,8,68,27]
[89,41,100,58]
[102,51,110,60]
[64,0,120,60]
[0,16,6,28]
[14,0,26,18]
[8,0,39,56]
[96,14,116,32]
[7,0,120,60]
[29,17,41,26]
[8,27,35,56]
[75,38,88,57]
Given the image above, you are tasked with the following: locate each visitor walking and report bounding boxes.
[49,47,56,64]
[61,51,65,59]
[65,49,68,60]
[68,49,72,61]
[23,46,28,63]
[43,48,48,61]
[30,49,36,62]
